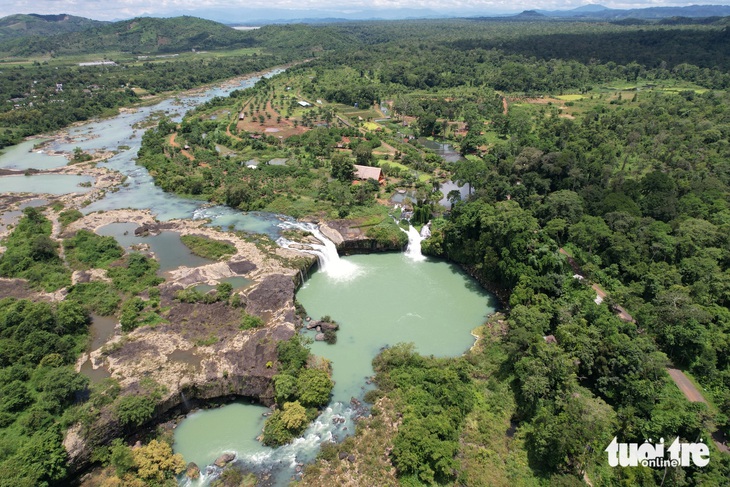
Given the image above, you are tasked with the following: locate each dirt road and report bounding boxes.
[667,368,707,404]
[557,248,729,453]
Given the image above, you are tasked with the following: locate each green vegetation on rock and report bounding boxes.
[0,208,71,291]
[180,234,236,261]
[64,229,124,269]
[263,336,333,446]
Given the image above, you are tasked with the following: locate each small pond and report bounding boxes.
[0,174,94,194]
[194,276,253,294]
[97,223,214,273]
[0,139,67,170]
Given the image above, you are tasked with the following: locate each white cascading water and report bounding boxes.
[403,225,426,261]
[180,403,358,487]
[394,218,430,262]
[420,222,431,239]
[276,221,361,281]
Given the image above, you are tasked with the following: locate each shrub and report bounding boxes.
[262,401,309,447]
[276,336,310,374]
[273,374,297,404]
[58,209,83,228]
[323,329,337,344]
[295,369,333,408]
[66,282,121,315]
[107,253,163,294]
[115,394,155,427]
[120,297,145,332]
[180,235,236,260]
[240,312,263,330]
[365,222,408,248]
[64,230,124,269]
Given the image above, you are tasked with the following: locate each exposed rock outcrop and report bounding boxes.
[325,219,405,253]
[246,274,296,317]
[214,453,236,467]
[66,322,295,474]
[186,462,200,479]
[62,211,315,476]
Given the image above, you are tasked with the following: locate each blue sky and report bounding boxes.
[1,0,728,21]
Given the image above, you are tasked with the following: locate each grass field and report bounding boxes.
[555,94,584,101]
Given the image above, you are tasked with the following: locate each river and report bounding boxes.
[173,252,495,486]
[0,67,496,486]
[0,69,289,236]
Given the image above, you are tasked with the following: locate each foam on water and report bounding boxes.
[277,221,363,281]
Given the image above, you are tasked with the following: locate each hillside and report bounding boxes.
[0,13,105,40]
[0,16,256,56]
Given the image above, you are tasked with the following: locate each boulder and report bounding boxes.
[228,260,257,275]
[186,462,200,479]
[338,452,348,460]
[214,452,236,467]
[347,454,356,463]
[134,223,160,236]
[246,275,295,316]
[319,321,339,331]
[315,333,325,341]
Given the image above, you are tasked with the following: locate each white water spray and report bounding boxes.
[403,225,426,261]
[393,218,430,262]
[180,403,358,487]
[277,221,361,281]
[420,222,431,239]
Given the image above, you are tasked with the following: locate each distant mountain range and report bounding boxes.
[0,16,255,56]
[168,7,446,25]
[0,4,729,53]
[0,13,105,40]
[534,4,730,19]
[201,4,730,25]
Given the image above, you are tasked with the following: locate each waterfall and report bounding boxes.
[277,222,361,281]
[392,220,425,262]
[392,213,428,262]
[180,391,191,411]
[420,221,431,239]
[403,225,426,261]
[185,403,359,487]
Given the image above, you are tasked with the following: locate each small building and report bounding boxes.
[353,165,385,185]
[239,112,245,120]
[78,61,117,67]
[298,100,311,107]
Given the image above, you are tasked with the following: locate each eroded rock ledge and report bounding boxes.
[64,210,316,474]
[323,219,405,253]
[61,211,397,474]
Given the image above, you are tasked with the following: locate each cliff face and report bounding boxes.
[323,220,406,254]
[64,211,314,475]
[64,214,402,475]
[67,317,296,474]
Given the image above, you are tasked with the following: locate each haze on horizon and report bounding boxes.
[2,0,729,22]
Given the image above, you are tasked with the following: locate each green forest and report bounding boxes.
[2,12,730,487]
[131,16,730,486]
